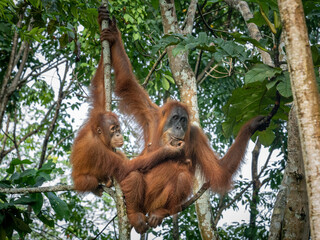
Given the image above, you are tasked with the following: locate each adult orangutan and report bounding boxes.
[70,9,185,196]
[99,8,270,233]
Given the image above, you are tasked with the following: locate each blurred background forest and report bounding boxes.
[0,0,319,239]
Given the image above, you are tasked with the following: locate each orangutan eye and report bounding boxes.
[172,115,179,120]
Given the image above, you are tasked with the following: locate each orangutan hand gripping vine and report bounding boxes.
[99,8,269,233]
[70,9,185,196]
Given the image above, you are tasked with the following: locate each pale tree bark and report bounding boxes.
[268,106,310,240]
[224,0,274,67]
[159,0,217,239]
[278,0,320,239]
[100,1,130,239]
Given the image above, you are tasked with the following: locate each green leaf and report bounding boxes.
[277,73,292,97]
[133,32,140,41]
[13,196,36,205]
[151,0,159,9]
[231,32,268,52]
[19,169,37,178]
[39,160,55,172]
[266,79,278,89]
[9,159,32,166]
[10,215,31,233]
[245,64,282,84]
[161,78,170,90]
[27,0,40,8]
[47,20,57,34]
[46,192,70,220]
[172,44,185,56]
[59,33,68,48]
[71,6,78,19]
[258,129,276,146]
[198,32,208,43]
[247,11,266,27]
[37,212,54,227]
[164,74,175,84]
[124,13,134,23]
[30,193,43,215]
[222,119,235,138]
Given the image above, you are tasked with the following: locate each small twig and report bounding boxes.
[180,182,210,212]
[1,103,56,159]
[197,3,217,37]
[266,90,281,121]
[197,57,215,84]
[39,61,69,169]
[194,50,202,79]
[142,50,167,88]
[213,182,252,225]
[45,130,76,159]
[91,214,117,240]
[13,108,24,171]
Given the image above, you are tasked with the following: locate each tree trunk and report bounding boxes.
[159,0,217,239]
[269,106,310,240]
[278,1,320,239]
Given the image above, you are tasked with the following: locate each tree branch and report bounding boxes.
[197,57,215,84]
[224,0,274,66]
[197,3,218,37]
[142,50,167,88]
[0,185,74,194]
[0,184,115,197]
[45,130,76,159]
[1,103,56,160]
[182,0,198,34]
[194,50,202,79]
[181,183,209,211]
[21,59,68,86]
[39,61,69,169]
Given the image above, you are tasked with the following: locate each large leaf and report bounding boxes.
[245,64,282,84]
[258,129,276,146]
[30,193,43,215]
[7,159,32,174]
[161,78,170,90]
[276,72,292,97]
[10,214,31,233]
[46,192,70,220]
[37,212,54,227]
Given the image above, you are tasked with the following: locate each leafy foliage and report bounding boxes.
[0,0,319,238]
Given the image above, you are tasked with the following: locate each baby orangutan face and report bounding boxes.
[109,124,124,148]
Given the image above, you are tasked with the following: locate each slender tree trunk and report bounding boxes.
[249,140,261,239]
[278,1,320,239]
[269,106,310,240]
[159,1,217,239]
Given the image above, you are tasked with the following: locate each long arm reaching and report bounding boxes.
[98,11,158,144]
[188,116,269,192]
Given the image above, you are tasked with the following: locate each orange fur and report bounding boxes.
[71,10,185,196]
[100,10,268,233]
